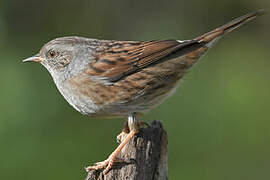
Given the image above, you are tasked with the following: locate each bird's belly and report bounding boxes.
[56,81,99,115]
[57,50,206,117]
[56,71,182,117]
[107,81,181,115]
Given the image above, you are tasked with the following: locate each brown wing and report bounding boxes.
[86,39,204,82]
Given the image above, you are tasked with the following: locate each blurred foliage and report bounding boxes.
[0,0,270,179]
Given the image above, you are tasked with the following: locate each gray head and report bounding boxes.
[23,36,95,81]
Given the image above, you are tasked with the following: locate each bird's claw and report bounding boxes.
[85,156,123,174]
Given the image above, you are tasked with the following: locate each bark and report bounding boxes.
[85,120,168,180]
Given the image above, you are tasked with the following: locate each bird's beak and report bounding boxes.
[23,54,44,63]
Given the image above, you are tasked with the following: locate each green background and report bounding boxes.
[0,0,270,179]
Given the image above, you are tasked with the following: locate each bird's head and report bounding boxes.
[23,36,93,79]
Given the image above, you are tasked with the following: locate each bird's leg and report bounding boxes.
[117,118,149,143]
[85,113,140,174]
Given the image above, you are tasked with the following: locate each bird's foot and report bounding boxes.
[86,129,137,174]
[86,114,141,174]
[85,156,124,174]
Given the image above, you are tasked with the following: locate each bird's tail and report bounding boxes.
[195,9,265,46]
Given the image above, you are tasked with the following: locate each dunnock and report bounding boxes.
[23,10,265,174]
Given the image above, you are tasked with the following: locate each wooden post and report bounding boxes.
[85,120,168,180]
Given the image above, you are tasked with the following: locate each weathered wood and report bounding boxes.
[85,120,168,180]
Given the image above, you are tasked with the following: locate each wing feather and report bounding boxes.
[86,39,204,82]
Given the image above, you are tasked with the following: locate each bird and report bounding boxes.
[23,10,265,174]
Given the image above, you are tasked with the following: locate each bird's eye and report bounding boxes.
[48,49,56,58]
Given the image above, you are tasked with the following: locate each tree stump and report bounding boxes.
[85,120,168,180]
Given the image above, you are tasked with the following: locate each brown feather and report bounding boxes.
[86,40,204,82]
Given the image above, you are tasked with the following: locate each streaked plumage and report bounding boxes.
[23,10,265,174]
